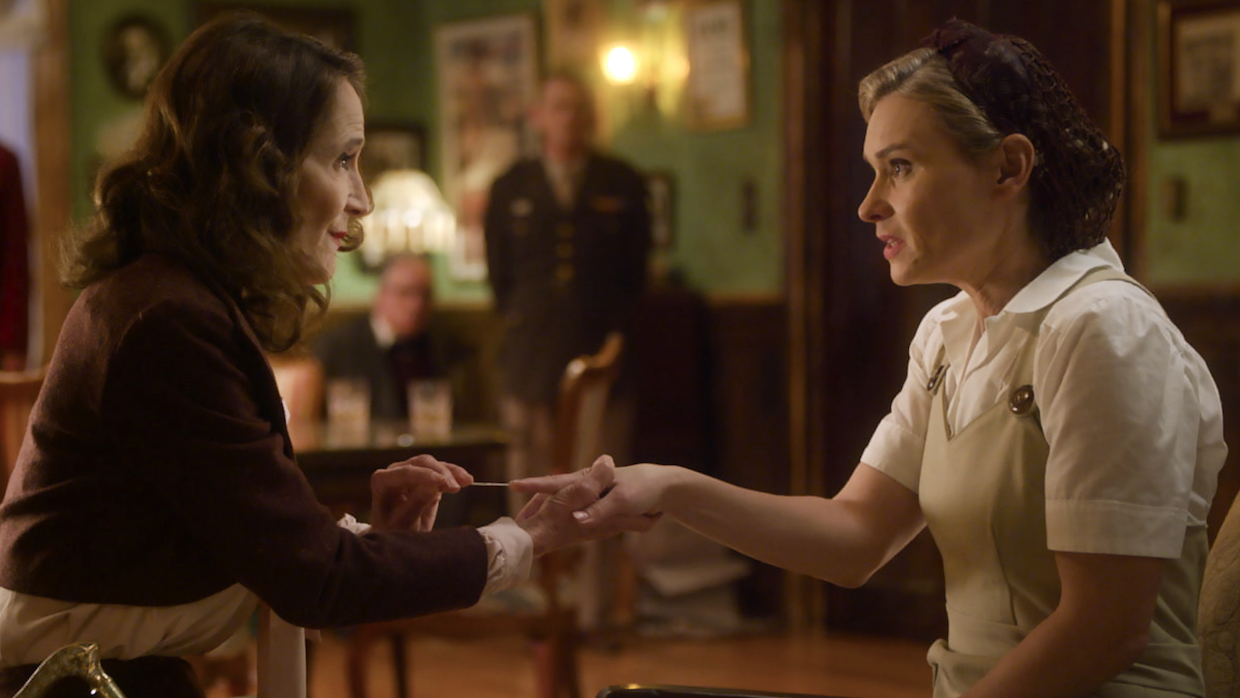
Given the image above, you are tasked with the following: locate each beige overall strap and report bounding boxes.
[921,264,1202,698]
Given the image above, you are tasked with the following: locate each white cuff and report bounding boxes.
[477,517,534,595]
[337,513,371,535]
[1046,499,1186,558]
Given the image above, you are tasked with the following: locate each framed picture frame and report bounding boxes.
[684,0,750,131]
[435,14,540,281]
[544,0,604,70]
[193,3,356,52]
[1158,0,1240,138]
[360,123,426,188]
[102,14,172,100]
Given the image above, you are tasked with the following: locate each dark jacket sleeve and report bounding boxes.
[104,298,488,628]
[484,168,514,315]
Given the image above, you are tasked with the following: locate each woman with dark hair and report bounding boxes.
[518,19,1226,698]
[0,13,644,697]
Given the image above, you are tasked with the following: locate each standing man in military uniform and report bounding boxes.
[484,71,651,516]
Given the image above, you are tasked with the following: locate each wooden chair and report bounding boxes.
[346,332,626,698]
[0,366,45,489]
[12,643,127,698]
[1200,488,1240,698]
[268,353,326,425]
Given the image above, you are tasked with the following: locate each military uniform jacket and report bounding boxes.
[484,153,651,405]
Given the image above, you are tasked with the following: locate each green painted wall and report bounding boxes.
[1142,1,1240,286]
[603,0,784,297]
[68,0,784,306]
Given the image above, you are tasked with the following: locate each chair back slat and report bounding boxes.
[553,333,624,476]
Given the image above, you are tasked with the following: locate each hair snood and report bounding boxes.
[922,19,1125,259]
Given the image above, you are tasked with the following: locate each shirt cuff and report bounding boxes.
[860,417,924,494]
[1046,499,1187,558]
[337,513,371,535]
[477,517,534,595]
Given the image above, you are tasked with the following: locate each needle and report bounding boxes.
[471,481,510,487]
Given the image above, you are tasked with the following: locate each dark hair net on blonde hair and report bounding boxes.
[925,19,1125,259]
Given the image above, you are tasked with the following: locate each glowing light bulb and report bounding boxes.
[603,46,638,84]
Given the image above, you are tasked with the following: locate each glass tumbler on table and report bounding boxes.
[326,377,371,443]
[409,379,453,439]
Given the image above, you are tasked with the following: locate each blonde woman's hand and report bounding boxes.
[512,456,662,557]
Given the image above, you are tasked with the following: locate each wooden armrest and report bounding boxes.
[596,685,848,698]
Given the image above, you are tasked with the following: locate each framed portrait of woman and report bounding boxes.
[102,14,171,100]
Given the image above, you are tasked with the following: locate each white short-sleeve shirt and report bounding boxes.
[861,240,1227,559]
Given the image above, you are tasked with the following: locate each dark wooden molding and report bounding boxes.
[781,0,830,632]
[1124,0,1152,278]
[33,0,74,364]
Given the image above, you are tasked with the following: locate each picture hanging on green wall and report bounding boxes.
[102,14,170,100]
[685,0,750,131]
[435,13,540,282]
[1158,0,1240,138]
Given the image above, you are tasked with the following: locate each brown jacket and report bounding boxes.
[0,254,486,628]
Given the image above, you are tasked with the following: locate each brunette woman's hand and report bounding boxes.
[370,455,474,532]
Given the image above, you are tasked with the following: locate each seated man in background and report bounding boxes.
[312,253,466,420]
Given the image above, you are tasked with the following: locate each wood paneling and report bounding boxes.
[33,0,74,363]
[629,286,713,473]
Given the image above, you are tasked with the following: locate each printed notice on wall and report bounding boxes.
[685,0,749,131]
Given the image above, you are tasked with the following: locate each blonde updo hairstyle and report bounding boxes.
[859,48,1003,160]
[856,20,1125,261]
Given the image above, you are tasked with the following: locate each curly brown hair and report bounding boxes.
[858,20,1125,261]
[65,12,367,351]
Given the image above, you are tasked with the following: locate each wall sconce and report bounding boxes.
[357,169,456,271]
[597,5,687,121]
[603,45,639,85]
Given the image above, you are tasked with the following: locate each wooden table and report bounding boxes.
[290,420,510,525]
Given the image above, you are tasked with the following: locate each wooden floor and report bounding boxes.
[290,629,933,698]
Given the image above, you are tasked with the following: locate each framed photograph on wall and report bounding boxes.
[193,3,356,51]
[684,0,750,131]
[435,14,540,281]
[544,0,604,70]
[359,123,425,188]
[102,14,172,100]
[1158,0,1240,137]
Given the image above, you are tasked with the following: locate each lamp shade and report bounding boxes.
[358,169,456,269]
